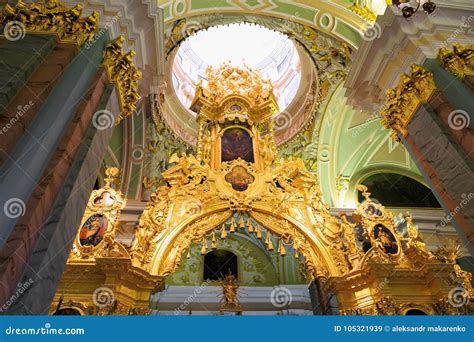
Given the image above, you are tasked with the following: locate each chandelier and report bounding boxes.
[392,0,436,18]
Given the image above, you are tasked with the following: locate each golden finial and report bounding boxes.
[200,238,207,255]
[433,239,462,263]
[256,226,262,239]
[220,224,227,239]
[239,215,245,229]
[104,167,119,188]
[267,239,274,252]
[248,220,254,234]
[211,232,217,250]
[278,240,286,256]
[265,232,274,251]
[356,184,371,200]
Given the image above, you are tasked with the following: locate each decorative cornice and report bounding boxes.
[0,0,99,47]
[102,36,142,123]
[345,5,474,112]
[438,44,474,79]
[349,3,377,23]
[381,64,437,140]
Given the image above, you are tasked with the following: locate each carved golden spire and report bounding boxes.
[104,167,120,188]
[202,63,273,105]
[190,63,279,124]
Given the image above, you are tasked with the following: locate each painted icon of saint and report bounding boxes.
[79,214,108,247]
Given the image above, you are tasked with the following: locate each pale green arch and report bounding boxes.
[316,82,424,207]
[167,232,306,286]
[159,0,379,48]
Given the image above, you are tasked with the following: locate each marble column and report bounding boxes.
[424,59,474,130]
[0,36,55,111]
[381,64,474,256]
[0,34,109,248]
[402,102,474,255]
[308,279,327,315]
[0,73,115,310]
[0,33,120,314]
[0,38,77,165]
[5,85,119,314]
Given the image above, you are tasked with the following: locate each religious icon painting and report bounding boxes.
[373,224,398,254]
[230,104,242,111]
[221,128,255,163]
[79,214,109,247]
[364,203,382,217]
[93,191,115,207]
[225,165,255,192]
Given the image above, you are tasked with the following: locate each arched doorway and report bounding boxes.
[358,173,441,208]
[203,250,238,281]
[405,309,428,315]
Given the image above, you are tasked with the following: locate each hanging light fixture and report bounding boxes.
[392,0,436,18]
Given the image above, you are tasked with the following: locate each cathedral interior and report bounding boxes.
[0,0,473,316]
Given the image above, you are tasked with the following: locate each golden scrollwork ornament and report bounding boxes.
[102,36,142,123]
[0,0,99,46]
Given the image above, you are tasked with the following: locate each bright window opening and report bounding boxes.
[172,23,301,113]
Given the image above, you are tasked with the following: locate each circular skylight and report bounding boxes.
[172,23,301,113]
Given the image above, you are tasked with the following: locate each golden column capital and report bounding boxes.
[0,0,99,47]
[381,64,437,140]
[102,36,142,123]
[438,44,474,79]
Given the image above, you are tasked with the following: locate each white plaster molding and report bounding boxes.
[344,2,474,112]
[150,285,312,312]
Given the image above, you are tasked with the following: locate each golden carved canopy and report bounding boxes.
[56,62,473,316]
[190,64,279,125]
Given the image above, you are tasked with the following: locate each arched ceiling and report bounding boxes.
[88,0,468,209]
[316,82,426,208]
[158,0,380,48]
